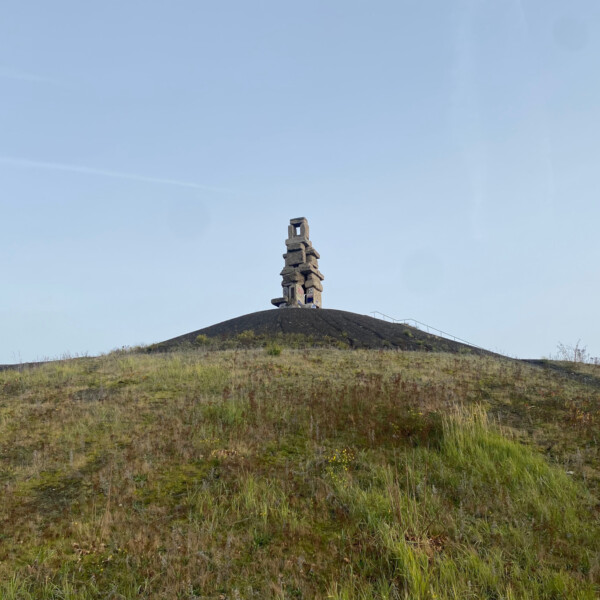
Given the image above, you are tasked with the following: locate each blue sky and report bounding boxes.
[1,1,599,363]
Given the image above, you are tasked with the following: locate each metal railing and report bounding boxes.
[369,311,487,351]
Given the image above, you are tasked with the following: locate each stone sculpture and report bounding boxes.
[271,217,324,308]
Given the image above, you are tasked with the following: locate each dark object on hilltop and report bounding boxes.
[271,217,324,309]
[153,308,494,354]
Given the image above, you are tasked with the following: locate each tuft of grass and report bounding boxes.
[265,343,282,356]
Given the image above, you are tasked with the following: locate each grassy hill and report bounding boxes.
[1,343,599,599]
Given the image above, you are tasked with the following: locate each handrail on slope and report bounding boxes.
[369,311,487,351]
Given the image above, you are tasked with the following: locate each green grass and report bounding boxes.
[0,348,599,598]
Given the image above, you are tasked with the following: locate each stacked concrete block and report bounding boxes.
[271,217,324,308]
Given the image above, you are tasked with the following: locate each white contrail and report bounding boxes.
[0,156,236,194]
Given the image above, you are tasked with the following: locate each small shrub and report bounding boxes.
[266,343,282,356]
[194,334,211,346]
[236,330,257,347]
[554,340,598,364]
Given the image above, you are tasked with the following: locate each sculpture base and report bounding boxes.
[271,298,320,309]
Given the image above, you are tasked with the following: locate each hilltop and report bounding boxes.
[153,308,493,355]
[1,342,599,599]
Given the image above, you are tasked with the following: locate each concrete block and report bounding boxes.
[284,249,305,267]
[282,271,305,284]
[305,275,323,291]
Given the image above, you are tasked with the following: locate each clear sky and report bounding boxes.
[1,1,599,363]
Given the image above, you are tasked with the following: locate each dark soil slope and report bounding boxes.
[154,308,493,355]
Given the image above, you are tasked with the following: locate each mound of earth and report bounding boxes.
[154,308,493,355]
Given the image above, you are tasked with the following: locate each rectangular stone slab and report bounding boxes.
[304,275,323,291]
[284,249,305,267]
